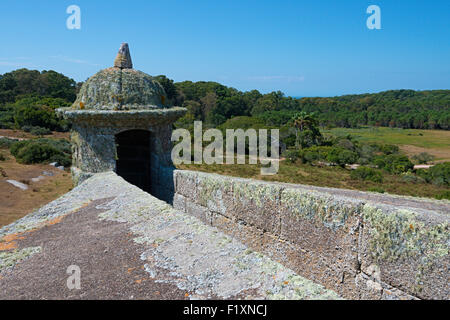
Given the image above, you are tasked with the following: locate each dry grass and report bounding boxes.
[0,149,73,227]
[323,127,450,161]
[0,129,70,140]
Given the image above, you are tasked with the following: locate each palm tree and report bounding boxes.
[292,111,318,148]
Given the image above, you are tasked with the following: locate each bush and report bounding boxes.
[283,149,299,163]
[381,144,399,155]
[367,186,385,193]
[384,154,414,174]
[412,152,435,164]
[0,137,18,149]
[427,162,450,186]
[326,147,358,167]
[435,190,450,201]
[10,138,71,165]
[350,166,383,183]
[22,125,52,136]
[13,97,70,132]
[0,152,5,161]
[401,172,425,184]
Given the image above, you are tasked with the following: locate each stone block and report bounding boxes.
[195,172,234,218]
[173,194,186,212]
[359,204,450,300]
[279,187,363,298]
[230,179,284,234]
[174,170,198,200]
[186,200,212,225]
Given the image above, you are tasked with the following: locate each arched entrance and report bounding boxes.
[115,130,152,193]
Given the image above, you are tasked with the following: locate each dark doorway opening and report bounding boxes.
[115,130,152,193]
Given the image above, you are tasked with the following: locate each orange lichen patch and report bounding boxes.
[0,232,26,251]
[0,241,18,251]
[45,215,66,226]
[0,214,69,251]
[135,278,147,284]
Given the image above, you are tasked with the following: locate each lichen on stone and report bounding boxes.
[0,246,41,272]
[281,187,361,230]
[362,205,449,263]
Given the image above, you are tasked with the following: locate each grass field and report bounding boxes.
[177,126,450,200]
[323,127,450,161]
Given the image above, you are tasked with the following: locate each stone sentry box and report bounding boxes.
[57,43,186,202]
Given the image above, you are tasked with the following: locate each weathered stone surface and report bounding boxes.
[278,187,363,297]
[186,201,211,225]
[173,170,450,300]
[70,68,168,111]
[1,172,341,300]
[195,171,234,218]
[359,204,450,300]
[173,194,186,212]
[231,179,283,234]
[174,170,198,200]
[114,43,133,69]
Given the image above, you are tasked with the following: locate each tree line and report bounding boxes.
[0,69,448,134]
[156,75,450,130]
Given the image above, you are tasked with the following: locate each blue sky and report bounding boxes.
[0,0,449,97]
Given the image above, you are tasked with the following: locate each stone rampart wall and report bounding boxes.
[173,170,449,300]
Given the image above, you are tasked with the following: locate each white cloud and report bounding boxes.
[50,55,100,66]
[247,75,305,83]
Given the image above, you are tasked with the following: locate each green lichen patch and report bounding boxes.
[281,188,362,230]
[233,180,282,208]
[0,246,42,272]
[362,205,449,263]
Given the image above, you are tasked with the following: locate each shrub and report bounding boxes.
[10,138,71,165]
[427,162,450,186]
[13,97,70,132]
[435,190,450,201]
[22,125,52,136]
[372,156,386,169]
[381,144,399,155]
[384,154,414,174]
[0,152,5,161]
[326,147,358,167]
[401,172,425,184]
[412,152,435,164]
[283,149,299,163]
[0,137,18,149]
[367,186,385,193]
[350,166,383,183]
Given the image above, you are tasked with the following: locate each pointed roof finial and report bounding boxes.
[114,43,133,69]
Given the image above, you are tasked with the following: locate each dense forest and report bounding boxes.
[0,69,449,133]
[158,77,450,130]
